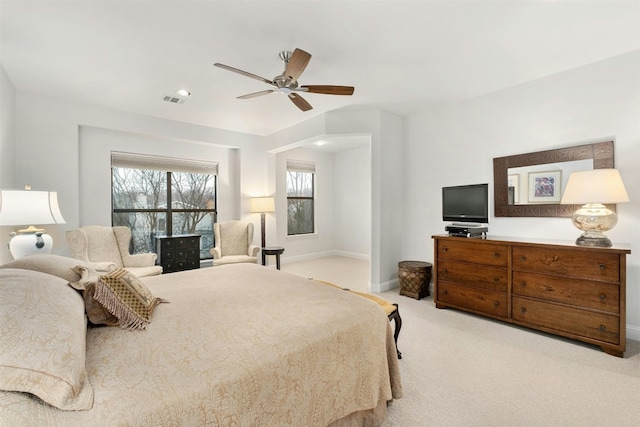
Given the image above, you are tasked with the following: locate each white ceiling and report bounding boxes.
[1,0,639,139]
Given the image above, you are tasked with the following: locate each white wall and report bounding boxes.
[273,144,371,262]
[0,64,17,253]
[268,110,404,292]
[275,147,336,258]
[334,144,371,258]
[10,49,636,338]
[78,126,239,225]
[0,64,16,187]
[1,92,265,264]
[403,50,640,340]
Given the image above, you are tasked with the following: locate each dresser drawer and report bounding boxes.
[513,271,619,314]
[512,297,620,344]
[438,259,507,292]
[512,246,620,282]
[160,239,176,250]
[437,282,508,318]
[175,237,199,249]
[155,235,201,274]
[437,240,508,267]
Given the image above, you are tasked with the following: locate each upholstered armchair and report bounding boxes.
[66,225,163,277]
[210,221,260,266]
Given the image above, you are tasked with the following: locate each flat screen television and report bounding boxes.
[442,183,489,224]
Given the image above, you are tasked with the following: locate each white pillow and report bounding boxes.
[0,268,94,410]
[0,253,91,283]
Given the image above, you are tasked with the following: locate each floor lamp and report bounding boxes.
[250,197,275,248]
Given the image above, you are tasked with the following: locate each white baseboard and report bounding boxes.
[280,250,369,265]
[371,278,398,293]
[627,324,640,342]
[332,250,370,260]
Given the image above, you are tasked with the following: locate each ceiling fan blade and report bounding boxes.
[299,85,355,96]
[237,90,275,99]
[288,93,313,112]
[214,63,276,87]
[284,48,311,84]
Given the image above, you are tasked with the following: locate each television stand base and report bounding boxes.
[445,225,488,237]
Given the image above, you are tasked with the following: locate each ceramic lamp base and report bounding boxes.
[572,204,617,248]
[8,229,53,259]
[575,234,612,247]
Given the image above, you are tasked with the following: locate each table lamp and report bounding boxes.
[560,169,629,247]
[250,197,275,248]
[0,188,66,258]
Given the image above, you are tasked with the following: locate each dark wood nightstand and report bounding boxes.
[155,234,201,274]
[261,247,285,270]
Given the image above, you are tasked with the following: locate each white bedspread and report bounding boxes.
[0,263,402,426]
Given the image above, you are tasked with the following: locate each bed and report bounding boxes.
[0,255,402,426]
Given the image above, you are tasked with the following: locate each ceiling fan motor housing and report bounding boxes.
[213,47,353,111]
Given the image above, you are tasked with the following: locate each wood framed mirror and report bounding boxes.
[493,140,614,217]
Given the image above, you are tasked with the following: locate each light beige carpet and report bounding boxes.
[379,289,640,426]
[283,256,640,426]
[281,256,370,293]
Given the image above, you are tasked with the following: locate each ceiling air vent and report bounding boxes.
[162,95,186,104]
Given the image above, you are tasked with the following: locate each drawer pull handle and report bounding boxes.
[599,263,606,270]
[520,256,526,261]
[599,294,606,301]
[520,281,526,287]
[442,248,448,252]
[521,307,527,314]
[494,277,500,282]
[494,301,500,307]
[494,253,500,258]
[442,269,448,274]
[599,325,607,332]
[443,290,448,295]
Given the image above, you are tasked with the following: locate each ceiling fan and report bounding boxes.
[214,48,354,112]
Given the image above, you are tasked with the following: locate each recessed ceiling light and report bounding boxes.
[177,89,191,97]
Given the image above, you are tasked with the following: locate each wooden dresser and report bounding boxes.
[155,234,201,274]
[432,235,631,357]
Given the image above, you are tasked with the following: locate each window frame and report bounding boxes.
[111,158,218,260]
[286,165,315,236]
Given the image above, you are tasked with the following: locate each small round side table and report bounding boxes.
[262,247,285,270]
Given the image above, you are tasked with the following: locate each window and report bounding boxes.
[286,160,315,235]
[111,152,218,259]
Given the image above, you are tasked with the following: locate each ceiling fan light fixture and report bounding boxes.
[214,47,354,112]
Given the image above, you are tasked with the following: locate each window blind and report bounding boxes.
[286,160,316,173]
[111,151,219,175]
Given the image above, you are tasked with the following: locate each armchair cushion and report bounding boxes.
[213,255,258,266]
[122,253,158,268]
[112,227,158,267]
[84,226,125,269]
[66,226,161,277]
[210,221,259,266]
[218,221,250,256]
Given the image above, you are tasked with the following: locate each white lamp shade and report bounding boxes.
[560,169,629,205]
[0,190,66,226]
[250,197,275,213]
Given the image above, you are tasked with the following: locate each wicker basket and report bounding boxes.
[398,261,432,300]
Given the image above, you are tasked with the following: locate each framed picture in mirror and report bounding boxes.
[528,170,561,203]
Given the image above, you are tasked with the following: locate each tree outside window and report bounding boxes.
[286,169,314,235]
[112,167,216,258]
